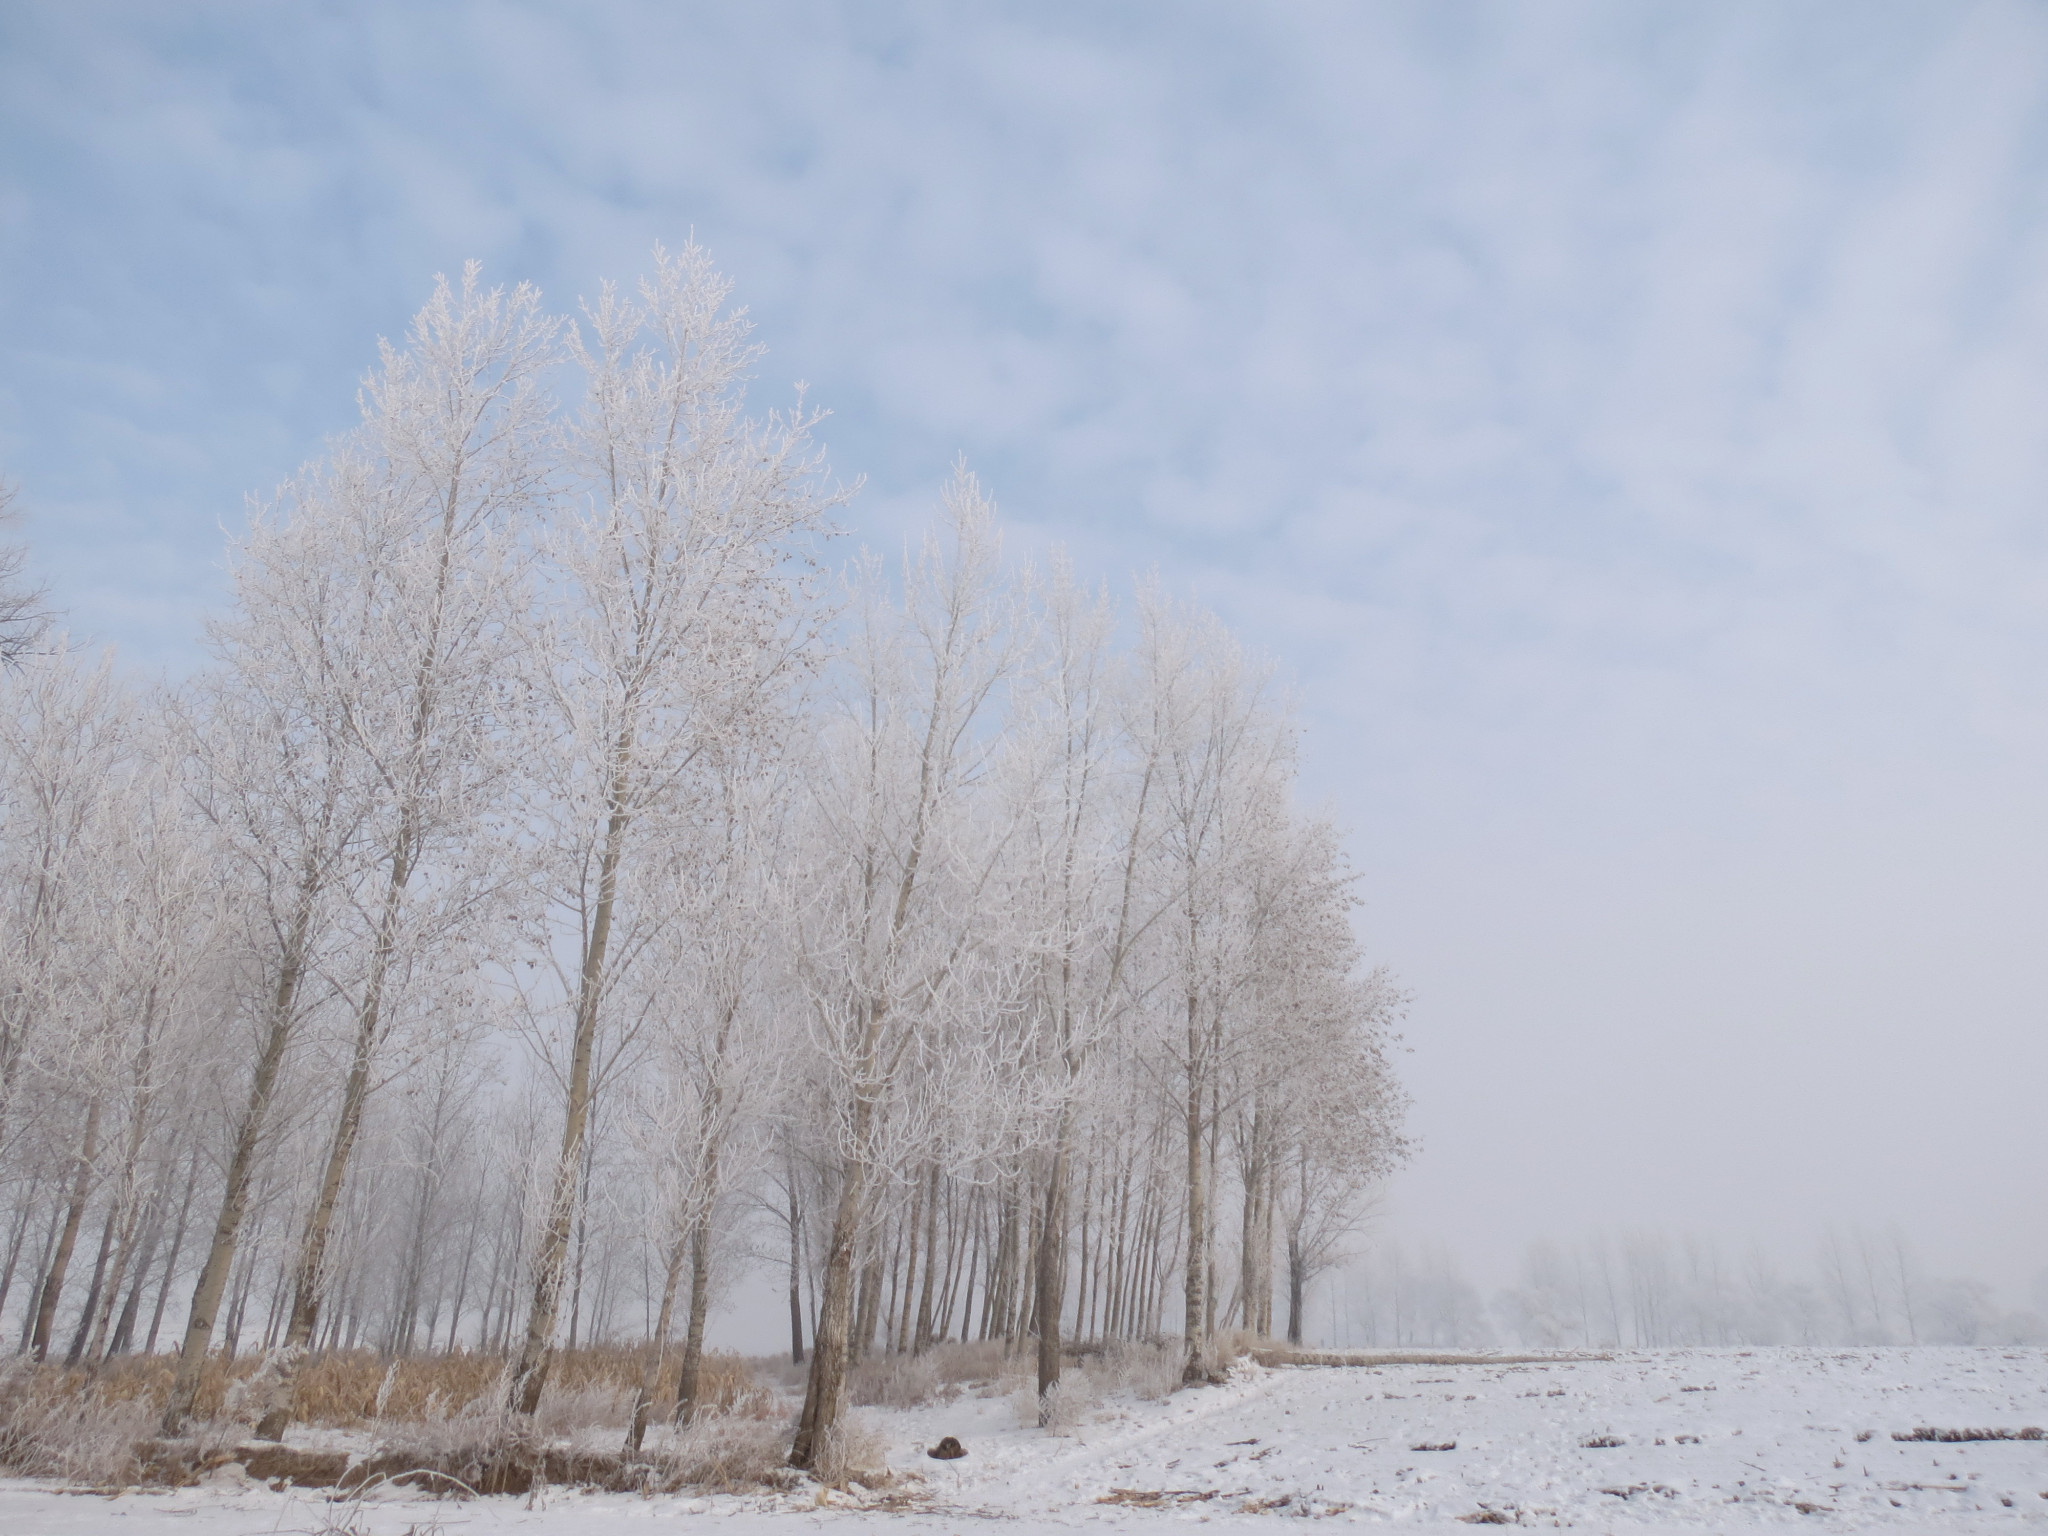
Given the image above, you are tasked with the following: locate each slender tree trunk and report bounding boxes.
[787,1180,805,1365]
[625,1232,686,1453]
[160,930,307,1434]
[255,852,412,1438]
[83,1178,146,1364]
[1286,1232,1306,1346]
[673,1204,715,1423]
[0,1164,44,1323]
[913,1164,939,1354]
[144,1145,202,1356]
[31,1097,102,1360]
[788,1103,870,1471]
[1073,1157,1093,1346]
[63,1199,119,1364]
[446,1197,479,1352]
[1180,987,1208,1383]
[890,1183,918,1356]
[853,1239,882,1365]
[19,1204,62,1352]
[511,735,634,1416]
[1035,1116,1071,1423]
[1259,1162,1277,1337]
[222,1223,263,1359]
[1203,1075,1220,1344]
[107,1184,167,1358]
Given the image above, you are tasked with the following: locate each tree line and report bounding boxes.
[0,248,1408,1465]
[1328,1228,2045,1350]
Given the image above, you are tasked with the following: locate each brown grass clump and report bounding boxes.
[33,1351,265,1422]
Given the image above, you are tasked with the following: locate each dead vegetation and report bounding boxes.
[0,1346,788,1492]
[0,1335,1209,1495]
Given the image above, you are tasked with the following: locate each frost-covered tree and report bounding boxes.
[508,244,840,1416]
[251,263,558,1441]
[0,482,52,666]
[784,477,1022,1468]
[0,249,1413,1460]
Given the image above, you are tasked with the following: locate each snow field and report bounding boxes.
[1,1347,2045,1532]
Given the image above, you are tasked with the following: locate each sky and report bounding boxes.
[3,1,2047,1313]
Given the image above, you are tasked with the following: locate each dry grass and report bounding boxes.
[925,1339,1010,1384]
[1083,1338,1183,1401]
[651,1411,793,1490]
[1001,1339,1184,1429]
[0,1336,1197,1491]
[849,1350,942,1408]
[0,1357,160,1484]
[1008,1373,1100,1430]
[808,1410,890,1490]
[0,1344,791,1489]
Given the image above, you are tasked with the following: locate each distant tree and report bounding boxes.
[0,482,52,665]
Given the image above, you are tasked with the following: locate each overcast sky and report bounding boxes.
[4,1,2046,1308]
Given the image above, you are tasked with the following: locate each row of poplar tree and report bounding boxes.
[0,248,1408,1467]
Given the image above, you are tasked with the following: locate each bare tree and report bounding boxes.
[0,249,1419,1451]
[509,244,840,1416]
[786,476,1021,1469]
[0,483,53,666]
[158,522,376,1432]
[252,263,557,1441]
[623,745,791,1449]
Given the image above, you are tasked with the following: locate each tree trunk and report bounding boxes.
[1286,1232,1306,1346]
[673,1205,714,1423]
[31,1097,102,1360]
[143,1146,202,1356]
[510,734,634,1416]
[1035,1126,1070,1424]
[853,1240,882,1365]
[912,1164,939,1354]
[63,1199,119,1364]
[160,933,306,1434]
[0,1164,45,1323]
[106,1184,167,1359]
[788,1122,868,1471]
[1180,987,1208,1383]
[787,1180,805,1365]
[625,1232,686,1453]
[256,851,411,1438]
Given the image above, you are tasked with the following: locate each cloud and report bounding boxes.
[6,0,2048,1291]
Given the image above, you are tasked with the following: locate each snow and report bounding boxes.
[4,1348,2046,1533]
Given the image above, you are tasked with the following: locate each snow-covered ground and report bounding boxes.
[4,1347,2046,1533]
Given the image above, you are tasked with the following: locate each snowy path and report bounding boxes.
[4,1348,2046,1533]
